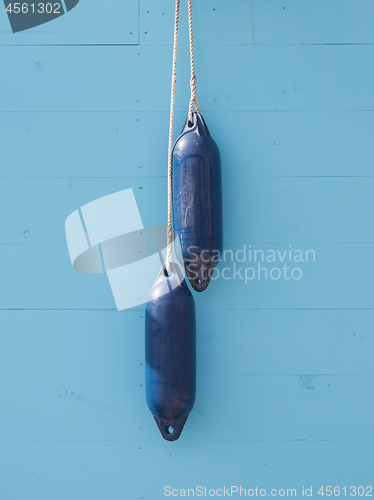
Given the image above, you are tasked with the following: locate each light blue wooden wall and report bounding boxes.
[1,1,373,498]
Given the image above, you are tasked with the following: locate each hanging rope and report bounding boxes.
[188,0,200,124]
[165,0,180,273]
[166,0,199,273]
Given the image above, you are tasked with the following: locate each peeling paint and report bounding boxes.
[299,374,316,390]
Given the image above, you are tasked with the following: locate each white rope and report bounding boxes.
[166,0,200,273]
[188,0,200,124]
[165,0,180,273]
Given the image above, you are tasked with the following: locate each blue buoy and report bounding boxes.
[172,112,223,292]
[145,263,196,441]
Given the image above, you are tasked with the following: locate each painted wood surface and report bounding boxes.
[3,111,374,178]
[0,0,139,45]
[2,45,374,112]
[0,0,373,498]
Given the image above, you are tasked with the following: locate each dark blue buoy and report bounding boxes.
[145,262,196,441]
[172,112,223,292]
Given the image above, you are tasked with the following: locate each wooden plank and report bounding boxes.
[1,45,374,111]
[0,441,371,500]
[0,0,139,45]
[1,177,374,244]
[0,373,372,441]
[2,111,374,178]
[140,0,374,45]
[140,0,253,45]
[0,309,373,375]
[0,243,373,310]
[250,0,374,45]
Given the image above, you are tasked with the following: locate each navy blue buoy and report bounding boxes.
[172,112,223,292]
[145,262,196,441]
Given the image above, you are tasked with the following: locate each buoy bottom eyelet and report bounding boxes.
[154,415,189,441]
